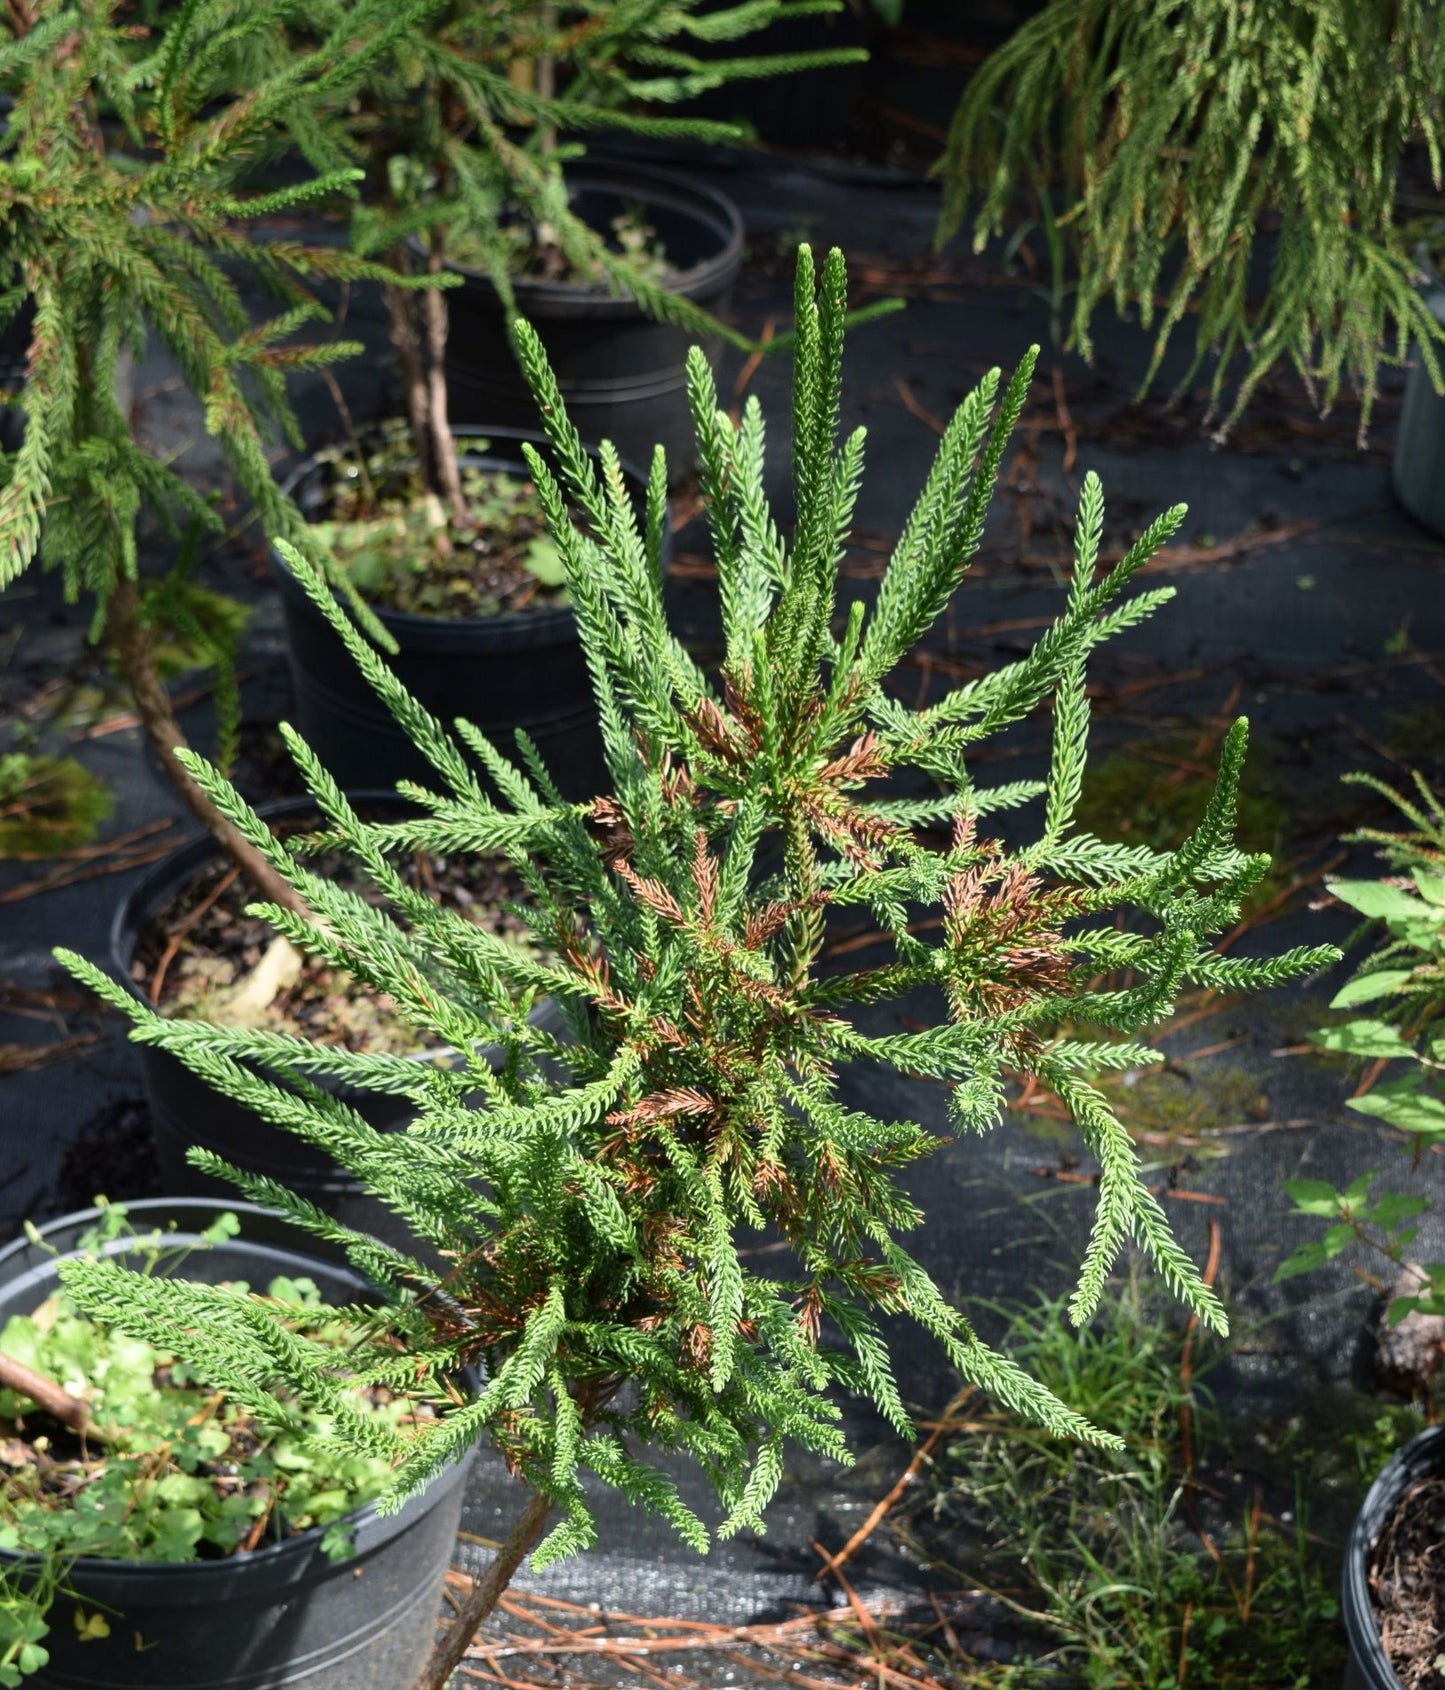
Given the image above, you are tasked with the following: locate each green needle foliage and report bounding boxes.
[938,0,1445,444]
[57,247,1334,1576]
[338,0,865,333]
[302,0,876,511]
[0,0,435,901]
[0,0,426,600]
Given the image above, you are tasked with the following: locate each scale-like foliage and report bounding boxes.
[59,247,1336,1569]
[937,0,1445,444]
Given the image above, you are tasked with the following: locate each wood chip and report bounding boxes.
[217,935,306,1028]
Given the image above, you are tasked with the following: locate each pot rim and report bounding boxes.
[0,1198,470,1581]
[107,791,562,1068]
[276,422,656,636]
[427,159,744,305]
[1341,1421,1445,1690]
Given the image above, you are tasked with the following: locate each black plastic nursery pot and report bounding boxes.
[435,161,743,480]
[1391,253,1445,541]
[1341,1423,1445,1689]
[275,425,666,800]
[0,1198,471,1690]
[109,795,559,1237]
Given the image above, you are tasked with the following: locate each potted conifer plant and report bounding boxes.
[0,0,432,907]
[270,0,870,798]
[58,247,1337,1686]
[0,0,536,1207]
[936,0,1445,451]
[0,1197,471,1689]
[353,0,866,469]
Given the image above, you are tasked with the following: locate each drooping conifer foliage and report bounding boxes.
[938,0,1445,443]
[343,0,863,327]
[58,249,1336,1594]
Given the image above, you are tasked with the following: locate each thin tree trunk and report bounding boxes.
[382,275,436,495]
[423,231,468,528]
[537,2,557,154]
[416,1485,551,1690]
[106,577,310,920]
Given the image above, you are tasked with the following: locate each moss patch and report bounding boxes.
[148,582,251,682]
[1104,1059,1272,1157]
[1078,728,1289,850]
[1016,1055,1274,1153]
[0,753,113,858]
[1077,727,1291,907]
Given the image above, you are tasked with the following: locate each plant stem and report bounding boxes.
[423,231,467,528]
[317,366,378,513]
[537,2,557,154]
[0,1353,91,1435]
[105,576,309,919]
[383,274,437,496]
[416,1484,551,1690]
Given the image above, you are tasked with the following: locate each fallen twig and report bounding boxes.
[1050,366,1076,475]
[150,864,240,1003]
[815,1384,977,1580]
[733,316,777,404]
[1026,1166,1226,1205]
[893,376,948,437]
[0,1032,103,1076]
[447,1582,987,1689]
[75,666,264,741]
[0,830,179,904]
[1216,849,1347,953]
[0,1352,92,1435]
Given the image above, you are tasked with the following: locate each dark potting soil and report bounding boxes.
[1370,1473,1445,1689]
[310,423,566,619]
[228,721,307,802]
[130,836,537,1056]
